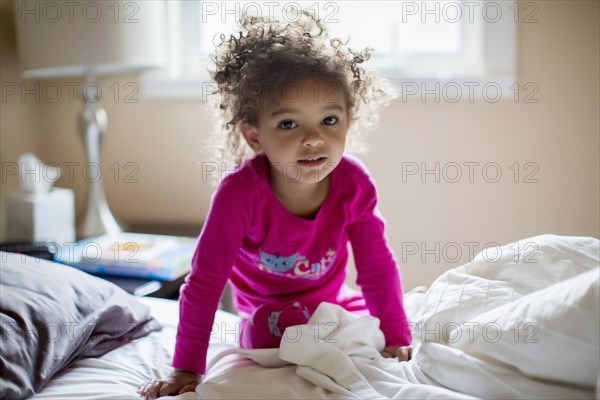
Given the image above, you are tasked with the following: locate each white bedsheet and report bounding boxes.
[31,234,599,399]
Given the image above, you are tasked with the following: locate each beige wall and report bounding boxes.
[1,0,43,237]
[1,1,598,289]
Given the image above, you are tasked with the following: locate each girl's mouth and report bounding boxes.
[297,157,327,167]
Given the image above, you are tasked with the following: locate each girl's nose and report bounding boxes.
[302,130,324,147]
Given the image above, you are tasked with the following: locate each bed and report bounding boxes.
[2,234,599,399]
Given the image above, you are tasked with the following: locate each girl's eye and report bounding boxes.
[278,120,297,130]
[322,116,339,126]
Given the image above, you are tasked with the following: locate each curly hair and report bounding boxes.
[200,9,397,184]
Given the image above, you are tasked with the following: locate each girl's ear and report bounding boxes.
[240,122,263,154]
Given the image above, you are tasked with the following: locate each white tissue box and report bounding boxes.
[5,187,76,244]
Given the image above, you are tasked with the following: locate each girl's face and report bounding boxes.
[241,78,350,186]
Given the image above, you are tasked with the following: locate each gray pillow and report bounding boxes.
[0,251,162,399]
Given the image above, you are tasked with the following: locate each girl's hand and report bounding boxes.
[381,346,412,361]
[137,369,201,399]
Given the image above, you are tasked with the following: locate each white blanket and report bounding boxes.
[199,234,599,399]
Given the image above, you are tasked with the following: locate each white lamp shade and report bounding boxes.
[14,0,167,78]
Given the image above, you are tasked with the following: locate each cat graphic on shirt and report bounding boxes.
[258,249,336,279]
[259,249,298,272]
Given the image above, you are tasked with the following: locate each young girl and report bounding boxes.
[139,11,412,399]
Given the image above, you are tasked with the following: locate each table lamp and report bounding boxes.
[13,0,166,238]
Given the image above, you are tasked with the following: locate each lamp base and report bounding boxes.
[78,186,121,239]
[77,74,122,239]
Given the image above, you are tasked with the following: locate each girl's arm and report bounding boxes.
[346,174,412,348]
[172,177,253,375]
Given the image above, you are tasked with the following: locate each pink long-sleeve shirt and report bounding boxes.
[173,153,411,374]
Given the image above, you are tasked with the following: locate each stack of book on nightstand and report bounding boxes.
[57,232,197,281]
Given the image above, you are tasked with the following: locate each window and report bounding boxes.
[142,1,516,99]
